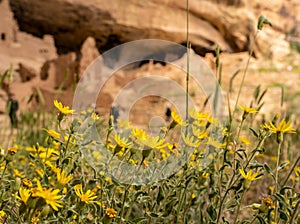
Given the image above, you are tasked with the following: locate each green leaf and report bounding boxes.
[263,164,274,179]
[280,186,293,195]
[207,204,217,221]
[219,164,229,172]
[42,172,49,186]
[35,86,45,106]
[257,15,272,30]
[249,163,264,169]
[278,162,289,171]
[254,85,261,100]
[280,85,284,107]
[249,127,259,138]
[222,217,230,224]
[157,186,165,205]
[257,102,265,112]
[0,69,8,85]
[229,69,240,93]
[131,217,148,223]
[274,193,289,208]
[27,93,34,104]
[256,215,267,224]
[258,89,267,105]
[163,198,177,216]
[279,209,288,221]
[62,157,70,165]
[148,212,162,218]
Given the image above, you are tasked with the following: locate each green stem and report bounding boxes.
[274,139,283,222]
[232,118,245,171]
[185,0,190,121]
[243,134,268,169]
[249,212,259,224]
[175,185,188,224]
[216,130,267,223]
[60,134,72,173]
[118,185,130,224]
[236,119,245,142]
[215,169,237,223]
[234,190,245,224]
[233,31,259,116]
[289,198,300,224]
[216,140,266,224]
[0,162,8,187]
[281,155,300,188]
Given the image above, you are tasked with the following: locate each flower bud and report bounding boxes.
[40,204,51,218]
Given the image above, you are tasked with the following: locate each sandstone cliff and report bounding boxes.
[9,0,258,55]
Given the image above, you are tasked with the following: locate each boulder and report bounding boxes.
[9,0,258,55]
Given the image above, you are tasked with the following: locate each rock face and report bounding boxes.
[40,52,78,90]
[78,37,100,79]
[18,63,37,82]
[9,0,258,55]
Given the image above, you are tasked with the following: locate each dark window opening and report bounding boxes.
[1,33,6,41]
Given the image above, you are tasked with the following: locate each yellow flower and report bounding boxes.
[31,217,39,224]
[171,110,187,126]
[182,133,200,147]
[192,126,208,140]
[0,210,5,218]
[45,161,60,173]
[14,169,25,178]
[54,100,74,114]
[159,148,170,160]
[31,179,63,211]
[74,184,97,204]
[205,115,218,127]
[189,109,207,121]
[91,112,99,120]
[239,136,250,145]
[105,208,117,218]
[57,170,73,185]
[294,167,300,177]
[205,137,225,149]
[200,172,210,178]
[44,129,61,139]
[7,147,17,155]
[262,119,296,134]
[166,142,179,156]
[239,105,258,114]
[23,179,33,187]
[143,160,149,167]
[63,135,77,145]
[113,134,133,149]
[17,187,31,204]
[138,136,165,149]
[131,127,147,140]
[262,195,274,208]
[39,148,59,160]
[239,169,262,189]
[191,193,196,199]
[239,169,261,181]
[117,119,131,129]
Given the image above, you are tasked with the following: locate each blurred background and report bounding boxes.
[0,0,299,124]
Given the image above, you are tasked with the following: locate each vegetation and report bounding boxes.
[0,15,299,224]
